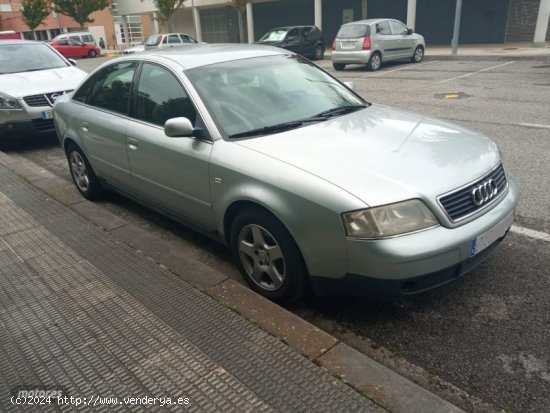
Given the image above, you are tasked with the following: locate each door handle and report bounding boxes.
[127,137,138,151]
[80,121,89,132]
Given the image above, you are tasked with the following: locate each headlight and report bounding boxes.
[342,199,439,238]
[0,92,22,110]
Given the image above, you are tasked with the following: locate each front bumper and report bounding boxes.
[311,176,519,298]
[331,50,372,64]
[0,106,55,140]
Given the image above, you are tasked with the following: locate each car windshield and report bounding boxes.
[337,24,370,38]
[186,55,367,138]
[144,35,162,46]
[0,43,68,74]
[259,29,289,42]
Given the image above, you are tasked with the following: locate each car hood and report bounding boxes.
[236,104,500,208]
[2,66,87,98]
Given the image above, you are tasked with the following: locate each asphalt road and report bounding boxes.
[5,56,550,412]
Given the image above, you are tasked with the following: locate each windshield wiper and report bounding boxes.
[313,105,367,119]
[228,118,325,139]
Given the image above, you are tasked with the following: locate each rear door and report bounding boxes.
[389,20,415,58]
[126,62,214,229]
[55,39,70,57]
[67,39,84,57]
[167,34,183,48]
[335,24,369,52]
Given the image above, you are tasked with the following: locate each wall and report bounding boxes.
[507,0,550,41]
[254,0,314,40]
[322,0,363,44]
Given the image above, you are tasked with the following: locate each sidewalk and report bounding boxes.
[0,152,465,413]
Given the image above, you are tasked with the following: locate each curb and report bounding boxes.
[0,150,465,413]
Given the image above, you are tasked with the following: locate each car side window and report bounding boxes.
[133,63,197,127]
[162,36,168,44]
[179,34,193,43]
[376,21,391,35]
[88,62,137,114]
[301,27,312,38]
[389,21,408,35]
[286,28,300,41]
[57,39,68,45]
[73,72,99,103]
[168,34,181,44]
[68,39,80,46]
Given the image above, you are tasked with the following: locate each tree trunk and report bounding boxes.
[32,30,37,40]
[237,9,244,43]
[167,17,173,32]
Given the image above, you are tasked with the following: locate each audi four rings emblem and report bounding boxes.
[471,179,498,206]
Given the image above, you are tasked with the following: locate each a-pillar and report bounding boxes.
[407,0,417,30]
[533,0,550,47]
[314,0,322,30]
[246,2,254,43]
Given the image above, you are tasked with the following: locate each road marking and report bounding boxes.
[438,61,516,83]
[518,123,550,129]
[510,225,550,242]
[365,60,440,77]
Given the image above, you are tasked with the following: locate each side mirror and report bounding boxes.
[164,117,194,137]
[407,28,414,35]
[343,81,354,91]
[68,58,77,66]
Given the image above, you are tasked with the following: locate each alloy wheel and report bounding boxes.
[70,151,90,193]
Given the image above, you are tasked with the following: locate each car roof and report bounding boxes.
[114,44,288,70]
[341,19,390,26]
[268,26,316,31]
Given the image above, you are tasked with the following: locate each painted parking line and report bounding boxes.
[518,123,550,130]
[511,225,550,242]
[438,61,516,83]
[365,60,441,77]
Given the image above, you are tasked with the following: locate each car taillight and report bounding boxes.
[332,39,336,51]
[362,36,371,50]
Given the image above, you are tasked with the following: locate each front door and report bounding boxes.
[126,62,214,229]
[375,20,396,60]
[389,20,415,58]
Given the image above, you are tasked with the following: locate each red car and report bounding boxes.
[50,38,100,58]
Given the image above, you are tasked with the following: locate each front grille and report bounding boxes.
[438,164,508,222]
[23,94,50,107]
[23,90,73,107]
[32,118,55,132]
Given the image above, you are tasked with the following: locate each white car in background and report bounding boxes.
[123,33,199,55]
[0,40,87,148]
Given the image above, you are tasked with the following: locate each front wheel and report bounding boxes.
[367,52,382,71]
[230,208,307,303]
[67,143,103,200]
[332,62,346,71]
[411,46,424,63]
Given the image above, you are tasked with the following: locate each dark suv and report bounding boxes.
[256,26,325,60]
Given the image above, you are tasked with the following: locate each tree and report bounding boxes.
[153,0,185,32]
[20,0,51,39]
[54,0,109,30]
[228,0,253,43]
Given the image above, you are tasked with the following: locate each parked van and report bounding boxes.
[53,32,96,46]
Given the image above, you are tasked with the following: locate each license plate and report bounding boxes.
[340,41,356,49]
[470,212,513,257]
[41,111,53,120]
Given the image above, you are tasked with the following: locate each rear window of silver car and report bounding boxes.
[336,24,370,38]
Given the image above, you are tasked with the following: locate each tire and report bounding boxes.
[313,44,324,60]
[67,143,103,200]
[230,207,307,303]
[88,49,97,58]
[411,45,424,63]
[367,52,382,71]
[332,62,346,71]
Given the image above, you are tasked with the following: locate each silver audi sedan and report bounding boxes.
[53,45,518,303]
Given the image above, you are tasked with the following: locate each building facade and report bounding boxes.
[116,0,549,46]
[0,0,154,49]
